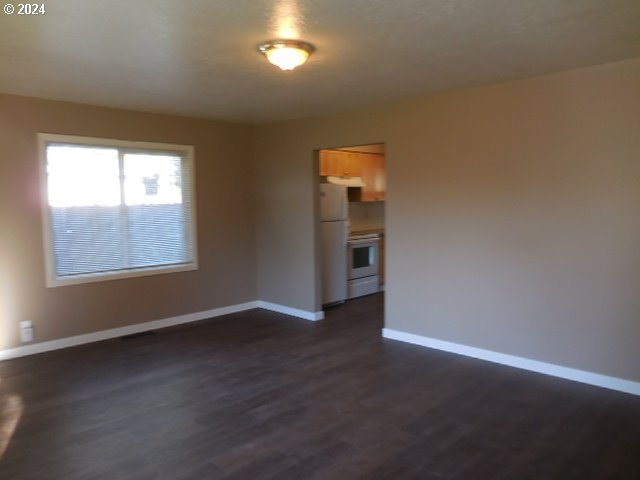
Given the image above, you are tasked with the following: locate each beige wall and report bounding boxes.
[0,94,256,350]
[254,57,640,382]
[2,58,639,382]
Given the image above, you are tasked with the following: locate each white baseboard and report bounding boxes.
[0,300,325,361]
[0,301,260,361]
[256,301,324,321]
[382,328,640,397]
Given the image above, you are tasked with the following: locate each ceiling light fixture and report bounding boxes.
[258,39,315,71]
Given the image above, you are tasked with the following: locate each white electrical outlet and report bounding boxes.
[20,320,34,343]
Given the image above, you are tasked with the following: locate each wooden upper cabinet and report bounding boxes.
[319,149,385,202]
[344,152,363,177]
[319,150,363,177]
[360,153,386,202]
[319,150,338,176]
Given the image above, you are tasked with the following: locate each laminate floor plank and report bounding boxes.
[1,293,639,479]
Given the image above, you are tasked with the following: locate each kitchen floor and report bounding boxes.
[1,293,639,479]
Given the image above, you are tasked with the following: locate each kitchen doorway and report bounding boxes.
[316,143,386,312]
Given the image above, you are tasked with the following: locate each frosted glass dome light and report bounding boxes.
[258,40,315,71]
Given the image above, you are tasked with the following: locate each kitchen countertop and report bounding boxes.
[350,228,385,237]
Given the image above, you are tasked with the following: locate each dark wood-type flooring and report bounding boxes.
[1,293,639,479]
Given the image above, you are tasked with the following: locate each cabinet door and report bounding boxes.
[319,150,339,176]
[344,152,363,177]
[360,154,386,201]
[319,150,364,177]
[320,150,346,176]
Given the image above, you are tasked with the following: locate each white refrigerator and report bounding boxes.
[320,183,348,305]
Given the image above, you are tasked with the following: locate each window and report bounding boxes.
[39,134,197,287]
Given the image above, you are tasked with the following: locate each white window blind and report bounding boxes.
[40,134,197,287]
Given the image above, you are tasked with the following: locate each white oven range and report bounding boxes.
[347,233,380,299]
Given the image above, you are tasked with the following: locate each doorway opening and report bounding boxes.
[316,143,386,313]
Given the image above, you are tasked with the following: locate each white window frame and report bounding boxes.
[38,133,198,288]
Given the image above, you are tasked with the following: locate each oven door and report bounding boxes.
[348,238,379,280]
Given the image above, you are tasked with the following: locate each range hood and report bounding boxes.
[326,175,366,187]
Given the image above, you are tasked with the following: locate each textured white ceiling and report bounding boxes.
[1,0,639,123]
